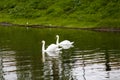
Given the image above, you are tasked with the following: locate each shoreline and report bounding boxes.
[0,22,120,32]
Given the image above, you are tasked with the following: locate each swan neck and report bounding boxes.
[42,51,45,62]
[42,41,45,52]
[56,36,59,45]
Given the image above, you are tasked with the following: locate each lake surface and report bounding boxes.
[0,26,120,80]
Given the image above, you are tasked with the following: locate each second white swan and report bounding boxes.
[56,35,74,49]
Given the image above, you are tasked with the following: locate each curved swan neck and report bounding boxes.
[56,35,59,45]
[42,41,45,52]
[42,51,45,62]
[42,40,45,62]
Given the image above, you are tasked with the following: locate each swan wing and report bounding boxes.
[60,44,74,49]
[60,40,74,45]
[46,44,59,51]
[59,40,74,49]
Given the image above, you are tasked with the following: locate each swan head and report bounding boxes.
[56,35,59,38]
[42,40,45,44]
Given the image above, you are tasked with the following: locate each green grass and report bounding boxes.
[0,0,120,28]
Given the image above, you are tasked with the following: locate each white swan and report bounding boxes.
[56,35,74,49]
[42,40,62,56]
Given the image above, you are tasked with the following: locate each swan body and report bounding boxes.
[56,35,74,49]
[59,40,74,45]
[45,50,62,57]
[42,40,62,56]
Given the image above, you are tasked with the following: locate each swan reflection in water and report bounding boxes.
[41,45,62,79]
[42,55,62,80]
[42,50,62,62]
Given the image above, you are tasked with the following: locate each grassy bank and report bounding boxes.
[0,0,120,28]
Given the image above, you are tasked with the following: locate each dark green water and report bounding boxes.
[0,26,120,80]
